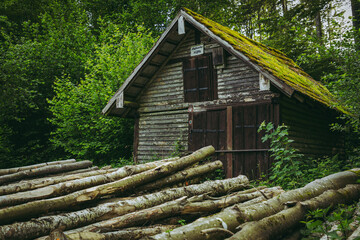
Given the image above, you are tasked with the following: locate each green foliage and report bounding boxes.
[258,122,347,189]
[48,24,155,165]
[171,136,186,157]
[178,219,187,226]
[301,204,359,239]
[0,0,95,167]
[258,121,304,189]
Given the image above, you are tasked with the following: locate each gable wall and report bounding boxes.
[280,95,344,158]
[136,29,272,162]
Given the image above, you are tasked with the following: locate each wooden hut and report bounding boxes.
[102,8,345,179]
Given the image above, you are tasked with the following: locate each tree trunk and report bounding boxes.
[150,169,360,240]
[0,176,246,240]
[315,11,323,41]
[0,161,93,185]
[64,187,279,236]
[54,225,177,240]
[226,184,360,240]
[282,0,288,14]
[0,167,111,196]
[181,187,283,215]
[348,225,360,240]
[137,160,225,192]
[0,159,76,176]
[0,157,179,207]
[351,0,360,48]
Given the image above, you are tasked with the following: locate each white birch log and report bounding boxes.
[1,176,246,240]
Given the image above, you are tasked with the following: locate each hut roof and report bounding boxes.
[102,8,347,117]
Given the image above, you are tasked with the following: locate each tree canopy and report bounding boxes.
[0,0,359,167]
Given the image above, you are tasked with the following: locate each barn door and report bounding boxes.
[188,102,278,180]
[232,104,273,179]
[188,108,227,165]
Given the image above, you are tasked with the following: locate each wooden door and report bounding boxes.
[188,102,278,179]
[232,104,273,179]
[188,108,227,166]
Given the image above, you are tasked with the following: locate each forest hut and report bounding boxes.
[102,8,345,179]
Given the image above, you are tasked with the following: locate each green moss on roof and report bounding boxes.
[183,8,347,114]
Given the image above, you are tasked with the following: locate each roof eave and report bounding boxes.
[102,12,184,116]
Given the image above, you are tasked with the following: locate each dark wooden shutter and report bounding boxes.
[183,55,215,102]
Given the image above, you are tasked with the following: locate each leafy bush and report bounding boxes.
[301,203,360,239]
[258,122,346,189]
[48,24,155,165]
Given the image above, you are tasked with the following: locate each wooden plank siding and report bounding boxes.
[279,95,344,158]
[136,29,265,162]
[137,109,189,162]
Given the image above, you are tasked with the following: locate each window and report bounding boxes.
[183,54,217,102]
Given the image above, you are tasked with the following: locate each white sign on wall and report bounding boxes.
[190,44,204,56]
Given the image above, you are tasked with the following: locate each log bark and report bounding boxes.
[0,157,178,207]
[0,167,112,196]
[0,161,93,185]
[226,184,360,240]
[0,159,76,176]
[0,147,212,225]
[49,166,99,176]
[57,225,177,240]
[348,225,360,240]
[64,187,280,236]
[137,160,224,192]
[150,169,360,240]
[1,176,247,240]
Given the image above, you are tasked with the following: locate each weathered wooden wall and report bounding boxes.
[136,29,266,161]
[280,95,344,158]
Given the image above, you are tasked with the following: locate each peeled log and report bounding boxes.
[0,157,178,207]
[138,160,224,192]
[0,161,93,185]
[2,176,247,240]
[227,184,360,240]
[150,169,360,240]
[0,159,76,176]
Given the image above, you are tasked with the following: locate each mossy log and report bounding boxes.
[0,161,93,186]
[0,147,213,225]
[0,157,178,207]
[0,159,76,176]
[0,167,111,196]
[150,169,360,240]
[226,184,360,240]
[51,225,177,240]
[62,186,274,236]
[137,160,225,192]
[3,176,247,240]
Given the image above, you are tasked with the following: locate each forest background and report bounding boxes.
[0,0,360,168]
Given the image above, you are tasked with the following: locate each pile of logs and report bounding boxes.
[0,145,359,240]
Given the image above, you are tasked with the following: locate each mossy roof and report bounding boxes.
[183,8,347,114]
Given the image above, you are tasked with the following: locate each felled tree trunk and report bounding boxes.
[0,157,179,207]
[137,160,224,192]
[0,167,112,196]
[181,186,283,214]
[0,176,247,240]
[57,225,178,240]
[0,146,213,225]
[0,159,76,176]
[227,184,360,240]
[150,169,360,240]
[0,161,93,185]
[64,186,277,236]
